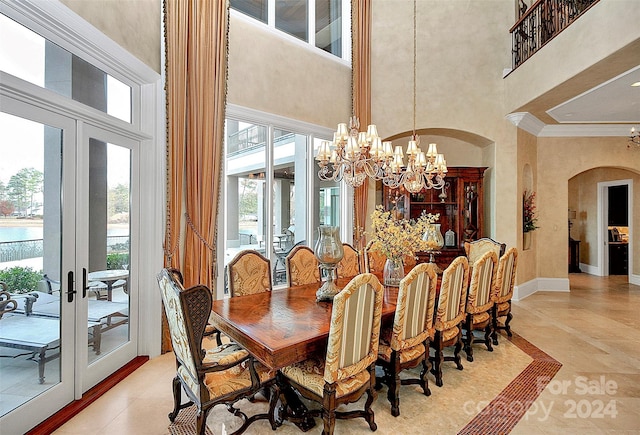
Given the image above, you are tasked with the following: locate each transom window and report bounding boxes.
[230,0,347,59]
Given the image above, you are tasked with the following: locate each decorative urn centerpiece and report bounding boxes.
[369,205,438,286]
[314,225,344,301]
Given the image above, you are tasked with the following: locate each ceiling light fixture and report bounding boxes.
[315,0,447,192]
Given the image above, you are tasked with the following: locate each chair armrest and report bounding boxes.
[200,343,251,372]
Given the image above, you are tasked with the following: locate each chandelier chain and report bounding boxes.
[413,0,417,140]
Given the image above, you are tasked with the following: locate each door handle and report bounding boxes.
[82,268,87,298]
[67,270,76,303]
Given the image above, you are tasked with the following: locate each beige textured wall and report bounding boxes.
[60,0,161,73]
[569,168,639,274]
[537,137,639,278]
[227,16,351,128]
[369,0,519,255]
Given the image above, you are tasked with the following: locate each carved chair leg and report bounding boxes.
[388,352,400,416]
[169,376,182,422]
[365,388,378,431]
[484,323,493,351]
[505,309,513,337]
[454,335,464,371]
[420,356,431,397]
[491,305,499,346]
[464,317,474,362]
[196,409,207,435]
[431,340,444,387]
[322,407,336,435]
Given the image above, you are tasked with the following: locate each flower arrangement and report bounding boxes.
[369,205,439,260]
[523,190,539,233]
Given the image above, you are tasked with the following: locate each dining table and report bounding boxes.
[210,275,399,371]
[209,274,399,431]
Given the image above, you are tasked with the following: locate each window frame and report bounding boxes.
[218,104,353,297]
[229,0,351,64]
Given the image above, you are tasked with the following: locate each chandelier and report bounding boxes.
[630,127,640,149]
[315,0,447,193]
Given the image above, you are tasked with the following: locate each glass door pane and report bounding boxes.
[224,120,268,292]
[80,125,137,389]
[0,107,74,432]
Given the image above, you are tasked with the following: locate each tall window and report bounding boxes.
[222,110,346,290]
[230,0,347,60]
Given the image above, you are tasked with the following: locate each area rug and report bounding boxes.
[168,405,213,435]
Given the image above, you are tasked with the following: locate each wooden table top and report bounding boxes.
[210,276,399,370]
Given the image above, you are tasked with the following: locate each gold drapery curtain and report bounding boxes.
[164,0,229,289]
[352,0,372,257]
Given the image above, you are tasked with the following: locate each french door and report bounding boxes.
[0,98,139,433]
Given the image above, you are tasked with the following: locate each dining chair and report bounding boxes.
[167,268,224,346]
[491,247,518,345]
[462,250,498,362]
[277,273,384,435]
[429,255,469,387]
[364,240,386,274]
[157,269,278,435]
[227,249,273,297]
[285,245,320,286]
[337,243,360,278]
[376,263,437,417]
[464,237,506,267]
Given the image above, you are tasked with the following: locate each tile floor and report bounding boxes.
[49,274,639,434]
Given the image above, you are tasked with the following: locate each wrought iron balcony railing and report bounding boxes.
[510,0,599,69]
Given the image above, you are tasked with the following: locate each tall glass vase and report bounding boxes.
[314,226,344,301]
[383,257,404,287]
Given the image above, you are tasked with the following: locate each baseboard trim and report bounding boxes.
[579,263,600,275]
[630,274,640,286]
[513,277,570,301]
[26,356,149,434]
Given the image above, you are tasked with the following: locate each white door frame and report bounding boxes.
[597,179,633,278]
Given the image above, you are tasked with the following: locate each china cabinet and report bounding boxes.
[383,167,487,270]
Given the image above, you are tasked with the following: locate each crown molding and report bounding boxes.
[506,112,635,138]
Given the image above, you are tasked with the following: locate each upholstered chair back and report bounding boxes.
[323,273,384,384]
[286,245,320,286]
[337,243,360,278]
[464,237,506,267]
[227,250,272,297]
[435,256,469,332]
[493,247,518,304]
[157,269,210,396]
[364,240,386,274]
[466,251,498,315]
[391,263,437,351]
